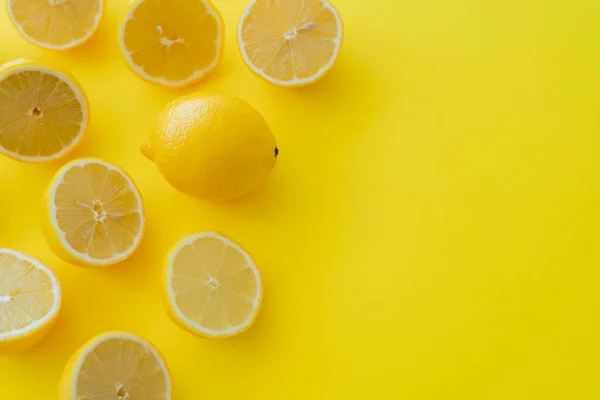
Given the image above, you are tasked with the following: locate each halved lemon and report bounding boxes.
[41,158,145,267]
[0,249,61,355]
[59,332,172,400]
[7,0,103,50]
[0,59,88,163]
[164,232,263,338]
[119,0,224,88]
[238,0,343,87]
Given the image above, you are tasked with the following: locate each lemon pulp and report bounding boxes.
[7,0,103,49]
[165,232,262,338]
[43,159,144,266]
[61,332,171,400]
[120,0,223,87]
[0,62,87,162]
[238,0,343,86]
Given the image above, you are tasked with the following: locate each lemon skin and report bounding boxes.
[142,94,278,201]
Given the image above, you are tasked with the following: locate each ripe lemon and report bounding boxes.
[41,158,145,267]
[119,0,224,88]
[0,249,61,355]
[164,232,263,338]
[238,0,343,86]
[59,332,172,399]
[7,0,103,50]
[0,59,88,162]
[142,93,278,201]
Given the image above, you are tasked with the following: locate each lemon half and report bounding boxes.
[164,232,263,338]
[119,0,224,88]
[0,249,61,355]
[41,158,145,267]
[59,332,172,399]
[0,59,88,162]
[7,0,103,50]
[238,0,343,86]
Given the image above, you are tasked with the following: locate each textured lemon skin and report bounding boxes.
[162,234,263,339]
[143,94,278,201]
[0,59,89,163]
[58,332,172,400]
[0,312,59,356]
[40,158,145,268]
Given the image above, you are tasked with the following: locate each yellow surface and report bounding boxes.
[0,0,598,398]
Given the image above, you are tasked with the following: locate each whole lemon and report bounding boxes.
[142,94,278,201]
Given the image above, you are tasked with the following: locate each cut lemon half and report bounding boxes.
[7,0,103,50]
[59,332,172,400]
[119,0,224,88]
[0,249,61,355]
[238,0,343,87]
[0,59,88,162]
[41,158,145,267]
[164,232,263,338]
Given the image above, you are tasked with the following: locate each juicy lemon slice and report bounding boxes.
[59,332,172,400]
[164,232,263,338]
[7,0,103,50]
[41,158,145,267]
[0,249,61,355]
[119,0,224,88]
[0,59,88,162]
[238,0,343,86]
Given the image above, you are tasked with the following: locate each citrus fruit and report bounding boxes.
[119,0,224,88]
[7,0,103,50]
[41,158,145,267]
[59,332,172,400]
[0,249,61,355]
[164,232,263,338]
[238,0,343,86]
[0,59,88,162]
[142,93,278,201]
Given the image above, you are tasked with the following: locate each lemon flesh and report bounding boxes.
[143,94,278,201]
[0,60,88,162]
[59,332,171,400]
[42,158,145,267]
[165,232,262,338]
[0,249,61,355]
[238,0,343,86]
[7,0,103,49]
[120,0,224,88]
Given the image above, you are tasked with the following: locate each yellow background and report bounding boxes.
[0,0,599,398]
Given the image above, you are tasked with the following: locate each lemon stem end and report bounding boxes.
[141,140,154,161]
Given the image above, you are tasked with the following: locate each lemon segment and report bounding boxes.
[0,249,61,355]
[59,332,172,400]
[164,232,263,338]
[42,158,145,267]
[238,0,343,86]
[119,0,224,88]
[0,60,88,163]
[7,0,103,50]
